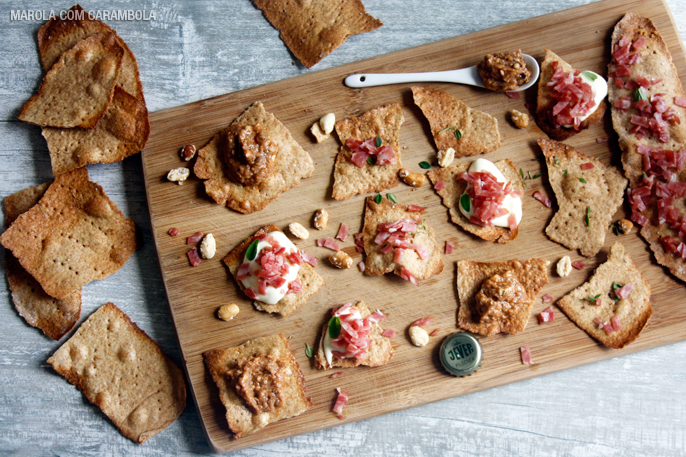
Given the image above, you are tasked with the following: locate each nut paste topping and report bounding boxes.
[475,270,527,324]
[226,354,285,414]
[477,50,532,92]
[224,124,277,186]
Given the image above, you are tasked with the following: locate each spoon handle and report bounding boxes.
[344,66,482,88]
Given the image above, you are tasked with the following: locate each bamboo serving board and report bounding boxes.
[141,0,686,452]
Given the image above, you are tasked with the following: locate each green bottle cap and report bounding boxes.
[439,332,483,377]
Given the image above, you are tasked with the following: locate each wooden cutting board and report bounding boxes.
[141,0,686,452]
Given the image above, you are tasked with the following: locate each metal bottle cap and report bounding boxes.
[439,332,483,377]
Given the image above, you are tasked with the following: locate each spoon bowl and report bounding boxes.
[344,54,540,91]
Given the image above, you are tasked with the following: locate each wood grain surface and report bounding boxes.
[141,0,686,452]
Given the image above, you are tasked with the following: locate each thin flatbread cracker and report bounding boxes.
[557,242,652,349]
[4,183,80,340]
[538,138,627,257]
[332,103,404,200]
[457,258,549,336]
[223,225,324,317]
[194,102,314,214]
[412,86,500,157]
[314,301,393,369]
[203,333,313,439]
[0,168,138,299]
[43,86,149,175]
[362,197,443,281]
[252,0,382,68]
[47,303,186,443]
[19,31,123,129]
[427,159,522,243]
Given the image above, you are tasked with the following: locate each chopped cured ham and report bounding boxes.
[357,261,365,272]
[330,371,343,379]
[571,261,585,270]
[168,227,180,236]
[434,180,445,191]
[505,91,520,99]
[580,162,595,170]
[317,238,341,251]
[411,316,432,327]
[520,346,534,365]
[346,137,395,168]
[429,329,440,337]
[459,170,521,227]
[596,137,609,143]
[542,294,553,303]
[287,278,302,294]
[400,266,419,286]
[675,96,686,108]
[382,328,396,338]
[546,61,597,130]
[373,218,429,269]
[332,388,348,419]
[611,316,622,331]
[615,282,633,299]
[538,306,555,324]
[533,190,552,208]
[236,262,251,280]
[445,240,454,254]
[407,204,425,212]
[335,223,350,242]
[329,304,376,361]
[302,251,319,267]
[187,247,202,266]
[187,231,203,244]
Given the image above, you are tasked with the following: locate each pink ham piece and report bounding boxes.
[329,303,376,360]
[357,261,365,272]
[675,96,686,108]
[330,372,343,379]
[187,247,202,266]
[236,263,251,280]
[611,316,622,331]
[571,261,585,270]
[533,190,552,208]
[287,278,302,294]
[434,180,445,191]
[580,162,594,170]
[317,238,341,251]
[346,138,395,168]
[445,240,454,254]
[546,60,596,129]
[400,266,419,286]
[615,282,633,299]
[506,91,521,99]
[520,346,534,365]
[382,328,396,338]
[335,223,350,242]
[429,329,440,337]
[369,310,386,323]
[538,306,555,324]
[596,137,609,143]
[374,218,428,264]
[411,316,432,327]
[542,294,553,303]
[407,204,425,212]
[187,231,203,244]
[459,170,521,227]
[168,227,180,236]
[333,388,348,419]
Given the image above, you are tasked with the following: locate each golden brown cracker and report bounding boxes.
[43,86,149,175]
[538,138,627,257]
[223,225,324,317]
[0,168,138,299]
[37,4,144,100]
[427,159,522,243]
[252,0,382,68]
[457,258,549,336]
[332,103,404,200]
[4,183,51,226]
[47,303,186,443]
[314,301,393,369]
[194,102,314,214]
[19,31,123,129]
[411,86,500,157]
[557,242,652,349]
[203,333,313,439]
[362,196,443,281]
[536,49,606,141]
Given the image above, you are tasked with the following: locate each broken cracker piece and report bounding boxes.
[332,103,404,200]
[203,333,313,439]
[457,258,549,336]
[0,168,138,300]
[538,138,627,257]
[223,225,324,317]
[557,242,652,349]
[427,158,523,243]
[252,0,382,68]
[19,31,123,129]
[194,101,314,214]
[412,86,500,157]
[47,303,186,443]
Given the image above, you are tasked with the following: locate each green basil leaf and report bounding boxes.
[581,71,598,82]
[328,316,342,339]
[367,156,376,165]
[454,129,462,140]
[246,239,260,261]
[634,86,649,101]
[305,343,313,358]
[387,193,398,203]
[375,136,382,148]
[579,177,587,183]
[374,193,383,204]
[460,193,471,212]
[419,161,431,169]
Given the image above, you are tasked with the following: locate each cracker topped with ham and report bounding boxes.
[314,301,393,370]
[362,196,443,285]
[332,103,404,200]
[608,12,686,283]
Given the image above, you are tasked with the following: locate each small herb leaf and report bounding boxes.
[419,161,431,169]
[564,169,568,177]
[454,129,462,140]
[533,173,542,179]
[246,239,260,261]
[305,343,313,358]
[519,168,525,179]
[634,86,649,101]
[328,316,342,339]
[460,193,471,212]
[367,156,376,165]
[584,206,591,227]
[581,70,598,82]
[554,156,559,165]
[579,177,587,183]
[374,193,383,204]
[387,193,398,204]
[375,136,382,148]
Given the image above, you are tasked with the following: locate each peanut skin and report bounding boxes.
[398,168,425,187]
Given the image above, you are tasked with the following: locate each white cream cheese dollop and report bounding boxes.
[240,231,300,305]
[458,158,523,228]
[323,308,362,368]
[563,71,608,127]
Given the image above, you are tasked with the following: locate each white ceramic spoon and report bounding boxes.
[344,54,540,91]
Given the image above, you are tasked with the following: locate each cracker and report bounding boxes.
[362,197,443,281]
[223,225,324,317]
[203,333,313,439]
[4,183,80,340]
[535,49,606,141]
[47,303,186,443]
[252,0,382,68]
[43,86,150,175]
[37,4,144,100]
[332,103,404,200]
[557,242,652,348]
[314,301,393,369]
[194,102,314,214]
[608,13,686,283]
[427,159,523,243]
[18,31,123,129]
[0,168,138,299]
[538,138,627,257]
[457,258,549,336]
[411,86,500,157]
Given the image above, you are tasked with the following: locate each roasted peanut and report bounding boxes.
[618,219,633,234]
[200,233,216,259]
[398,168,425,187]
[217,304,240,321]
[437,148,455,168]
[180,144,196,161]
[409,326,429,347]
[167,167,190,185]
[510,109,530,128]
[557,255,572,277]
[313,208,328,230]
[288,222,309,239]
[329,251,353,269]
[319,113,335,134]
